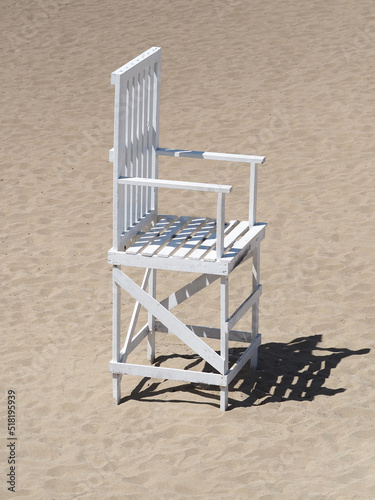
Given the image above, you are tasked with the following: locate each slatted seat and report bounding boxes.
[108,47,266,410]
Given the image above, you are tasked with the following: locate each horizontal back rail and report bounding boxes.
[156,148,265,164]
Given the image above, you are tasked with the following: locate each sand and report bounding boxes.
[1,0,375,498]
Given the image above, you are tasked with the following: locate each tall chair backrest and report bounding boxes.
[110,47,161,250]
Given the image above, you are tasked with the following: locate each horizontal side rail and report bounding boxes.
[228,285,262,332]
[155,322,253,343]
[227,334,261,384]
[110,361,225,386]
[156,148,265,164]
[118,176,232,194]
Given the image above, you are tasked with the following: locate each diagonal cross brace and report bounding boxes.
[113,267,224,373]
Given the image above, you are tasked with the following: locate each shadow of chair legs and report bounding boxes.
[120,335,370,409]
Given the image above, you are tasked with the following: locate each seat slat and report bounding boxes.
[188,220,237,261]
[157,217,207,258]
[204,220,249,262]
[141,216,190,257]
[173,219,216,259]
[125,215,176,255]
[221,223,266,261]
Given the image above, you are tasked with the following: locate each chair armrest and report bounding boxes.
[156,148,265,164]
[110,147,265,164]
[118,177,232,194]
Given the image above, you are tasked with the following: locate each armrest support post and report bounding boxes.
[249,162,258,228]
[216,192,225,260]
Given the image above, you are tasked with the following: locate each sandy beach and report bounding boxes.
[1,0,375,498]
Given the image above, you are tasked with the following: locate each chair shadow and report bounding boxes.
[121,335,370,409]
[231,335,370,409]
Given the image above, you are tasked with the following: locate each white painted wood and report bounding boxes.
[113,267,224,373]
[112,266,122,404]
[224,223,266,272]
[123,77,131,227]
[110,361,224,386]
[112,72,126,250]
[216,193,225,259]
[155,322,252,342]
[156,148,265,164]
[111,47,161,251]
[160,273,220,311]
[120,323,149,361]
[204,220,249,262]
[121,268,151,361]
[125,215,176,255]
[120,210,157,251]
[141,216,190,257]
[113,375,121,405]
[252,243,260,341]
[141,67,148,216]
[220,276,229,409]
[249,162,258,227]
[228,284,262,332]
[109,48,266,410]
[227,334,261,384]
[109,248,229,275]
[148,269,156,362]
[118,176,233,194]
[112,268,121,362]
[220,386,228,411]
[157,217,206,258]
[173,219,215,259]
[188,220,236,261]
[111,47,161,83]
[220,276,229,373]
[152,52,161,212]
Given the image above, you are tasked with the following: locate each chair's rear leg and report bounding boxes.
[147,269,156,363]
[251,244,260,370]
[113,266,122,404]
[250,351,258,371]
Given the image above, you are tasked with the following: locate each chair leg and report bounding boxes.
[220,386,228,411]
[113,266,122,404]
[220,276,229,410]
[113,374,121,404]
[147,269,156,363]
[250,352,258,371]
[251,244,260,370]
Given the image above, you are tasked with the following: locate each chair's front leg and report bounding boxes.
[220,276,229,410]
[147,268,157,363]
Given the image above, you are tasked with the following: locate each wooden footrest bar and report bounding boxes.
[109,361,225,386]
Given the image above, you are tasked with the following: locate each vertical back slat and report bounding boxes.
[130,76,137,227]
[135,73,143,221]
[149,62,156,210]
[151,60,160,210]
[124,79,130,231]
[141,68,148,215]
[146,64,152,209]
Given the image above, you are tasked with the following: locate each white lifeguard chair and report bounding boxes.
[108,47,266,410]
